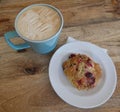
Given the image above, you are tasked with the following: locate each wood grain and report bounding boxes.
[0,0,120,112]
[0,20,120,112]
[0,0,120,36]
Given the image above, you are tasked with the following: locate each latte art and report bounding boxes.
[17,6,61,41]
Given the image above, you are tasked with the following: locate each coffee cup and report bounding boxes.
[4,4,64,54]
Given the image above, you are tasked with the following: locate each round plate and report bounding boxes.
[49,41,117,109]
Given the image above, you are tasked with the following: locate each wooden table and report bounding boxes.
[0,0,120,112]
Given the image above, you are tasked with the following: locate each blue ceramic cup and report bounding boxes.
[4,4,64,54]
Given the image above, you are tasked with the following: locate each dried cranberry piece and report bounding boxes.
[88,77,95,85]
[69,54,76,58]
[76,68,78,71]
[87,58,91,62]
[86,58,92,67]
[77,79,82,85]
[85,72,93,78]
[87,63,92,67]
[78,58,82,63]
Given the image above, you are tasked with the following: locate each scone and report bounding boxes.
[62,53,102,90]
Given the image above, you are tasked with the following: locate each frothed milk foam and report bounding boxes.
[17,5,61,41]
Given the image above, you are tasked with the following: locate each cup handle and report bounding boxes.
[4,31,30,51]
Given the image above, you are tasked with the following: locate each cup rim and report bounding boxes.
[15,4,64,43]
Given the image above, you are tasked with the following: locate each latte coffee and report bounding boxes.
[16,5,61,41]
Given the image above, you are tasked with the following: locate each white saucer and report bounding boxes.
[49,41,117,109]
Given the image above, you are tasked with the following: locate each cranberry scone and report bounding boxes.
[62,54,102,90]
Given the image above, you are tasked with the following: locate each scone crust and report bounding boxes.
[62,54,102,90]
